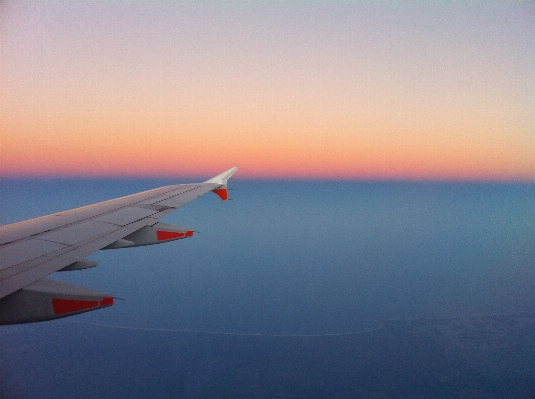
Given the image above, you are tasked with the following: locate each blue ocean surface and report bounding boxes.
[1,178,534,398]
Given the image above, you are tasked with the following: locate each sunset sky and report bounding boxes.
[1,1,534,180]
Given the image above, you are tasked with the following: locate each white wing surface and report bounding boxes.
[0,167,238,325]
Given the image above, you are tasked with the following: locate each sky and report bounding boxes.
[1,1,534,181]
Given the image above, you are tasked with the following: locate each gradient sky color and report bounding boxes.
[1,1,534,180]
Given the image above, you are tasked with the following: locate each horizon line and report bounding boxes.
[1,173,533,184]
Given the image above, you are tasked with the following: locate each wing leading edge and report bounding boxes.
[0,167,238,325]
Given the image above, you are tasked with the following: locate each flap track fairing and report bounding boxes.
[102,222,194,250]
[0,279,113,325]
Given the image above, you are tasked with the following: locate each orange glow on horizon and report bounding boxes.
[2,116,533,182]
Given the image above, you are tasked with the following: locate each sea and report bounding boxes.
[1,178,534,398]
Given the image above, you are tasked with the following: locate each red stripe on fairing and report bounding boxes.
[156,230,185,241]
[52,298,99,315]
[213,188,228,200]
[185,230,194,237]
[100,297,114,306]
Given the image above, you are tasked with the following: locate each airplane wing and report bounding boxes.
[0,167,238,325]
